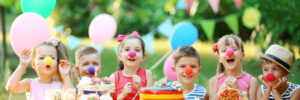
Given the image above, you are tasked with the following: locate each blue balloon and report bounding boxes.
[169,22,198,50]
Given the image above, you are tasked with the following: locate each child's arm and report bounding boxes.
[249,77,258,100]
[117,82,132,100]
[6,49,32,93]
[272,77,288,100]
[257,75,272,100]
[290,88,300,100]
[208,76,219,100]
[59,60,74,88]
[73,67,80,84]
[145,70,153,87]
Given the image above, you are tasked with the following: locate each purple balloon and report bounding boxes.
[163,53,177,80]
[89,14,117,44]
[88,66,95,74]
[10,13,50,56]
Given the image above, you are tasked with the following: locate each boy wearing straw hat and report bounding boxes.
[257,44,300,100]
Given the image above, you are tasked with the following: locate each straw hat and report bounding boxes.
[259,44,293,74]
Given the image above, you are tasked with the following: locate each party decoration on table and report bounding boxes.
[163,53,177,81]
[10,13,50,56]
[140,82,184,100]
[242,7,261,29]
[169,22,198,50]
[89,14,117,44]
[21,0,56,18]
[226,48,234,57]
[218,88,240,100]
[200,20,216,40]
[225,14,239,35]
[208,0,220,14]
[265,73,275,82]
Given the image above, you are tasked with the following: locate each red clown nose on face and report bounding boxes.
[226,48,234,57]
[185,66,193,75]
[266,73,275,82]
[128,49,136,58]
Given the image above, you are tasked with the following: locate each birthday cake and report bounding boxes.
[140,82,184,100]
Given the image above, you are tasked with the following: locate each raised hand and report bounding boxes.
[19,49,32,67]
[59,60,71,76]
[258,74,272,90]
[132,75,142,90]
[273,76,288,90]
[225,76,239,89]
[122,82,132,95]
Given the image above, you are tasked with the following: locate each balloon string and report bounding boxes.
[132,91,140,100]
[149,50,172,71]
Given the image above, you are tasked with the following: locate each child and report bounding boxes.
[109,31,153,100]
[74,46,102,84]
[207,35,258,100]
[6,39,74,100]
[257,44,300,100]
[172,46,207,100]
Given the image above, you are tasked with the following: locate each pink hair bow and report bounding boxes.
[117,31,141,42]
[47,38,60,47]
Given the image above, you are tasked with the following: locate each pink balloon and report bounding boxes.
[163,53,177,81]
[89,14,117,44]
[10,13,50,56]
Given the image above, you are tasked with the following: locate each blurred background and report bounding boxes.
[0,0,299,99]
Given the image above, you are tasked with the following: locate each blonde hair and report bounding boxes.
[31,41,70,82]
[75,46,100,65]
[173,46,200,65]
[216,35,244,75]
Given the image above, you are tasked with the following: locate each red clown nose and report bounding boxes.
[226,48,234,57]
[266,73,275,82]
[185,66,193,75]
[128,49,136,58]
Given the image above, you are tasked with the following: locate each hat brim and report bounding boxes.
[259,53,293,76]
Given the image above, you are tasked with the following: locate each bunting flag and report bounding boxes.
[233,0,242,9]
[157,18,173,37]
[142,31,155,55]
[200,20,216,40]
[224,14,239,35]
[208,0,220,14]
[67,35,81,50]
[176,0,187,9]
[55,25,64,33]
[186,0,194,13]
[114,46,119,55]
[90,44,104,54]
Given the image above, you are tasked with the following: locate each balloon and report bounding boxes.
[10,13,50,56]
[89,14,117,44]
[169,22,198,50]
[163,53,177,81]
[21,0,56,18]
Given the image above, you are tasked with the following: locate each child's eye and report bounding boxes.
[273,68,277,71]
[93,62,99,66]
[135,49,140,52]
[191,66,196,68]
[125,49,130,51]
[39,57,44,60]
[180,66,185,68]
[263,69,268,71]
[233,49,237,51]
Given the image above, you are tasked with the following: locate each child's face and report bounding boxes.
[262,62,287,86]
[33,45,58,76]
[76,53,101,78]
[172,56,201,84]
[119,38,145,68]
[218,39,244,71]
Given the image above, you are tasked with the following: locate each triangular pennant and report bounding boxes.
[89,44,104,54]
[234,0,242,9]
[200,20,216,40]
[142,31,155,55]
[176,0,187,9]
[208,0,220,14]
[55,25,64,33]
[114,46,119,55]
[67,35,81,50]
[224,14,239,35]
[157,18,173,37]
[186,0,194,13]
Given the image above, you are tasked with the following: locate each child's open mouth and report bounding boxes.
[128,58,136,61]
[227,58,235,64]
[183,75,193,79]
[46,65,51,69]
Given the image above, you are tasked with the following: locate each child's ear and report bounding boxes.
[142,54,147,62]
[98,66,102,75]
[171,66,176,72]
[74,66,80,73]
[118,52,122,60]
[198,66,202,74]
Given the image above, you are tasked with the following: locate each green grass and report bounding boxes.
[1,43,300,100]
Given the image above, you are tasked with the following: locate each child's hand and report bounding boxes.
[258,74,272,90]
[225,76,239,89]
[273,76,288,90]
[19,49,32,67]
[122,82,132,96]
[59,60,71,76]
[132,75,141,90]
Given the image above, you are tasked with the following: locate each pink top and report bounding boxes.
[217,72,252,92]
[114,68,147,100]
[26,79,61,100]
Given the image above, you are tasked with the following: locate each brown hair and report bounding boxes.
[31,41,70,82]
[260,57,289,75]
[117,35,145,70]
[173,46,200,65]
[75,46,100,66]
[216,35,244,75]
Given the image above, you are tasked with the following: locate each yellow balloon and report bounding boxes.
[45,57,53,65]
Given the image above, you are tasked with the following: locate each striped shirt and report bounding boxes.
[262,82,300,100]
[184,84,206,100]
